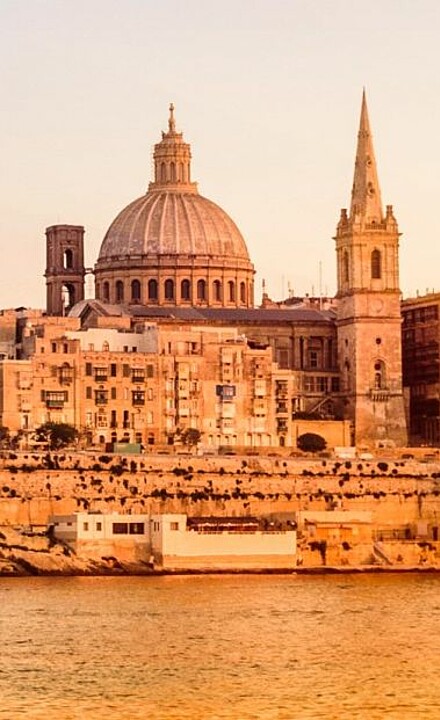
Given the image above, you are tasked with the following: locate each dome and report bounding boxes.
[98,191,251,262]
[94,105,254,309]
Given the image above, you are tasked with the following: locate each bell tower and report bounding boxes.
[45,224,85,316]
[335,91,407,446]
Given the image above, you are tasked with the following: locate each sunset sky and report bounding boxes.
[2,0,440,308]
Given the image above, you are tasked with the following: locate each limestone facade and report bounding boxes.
[402,292,440,445]
[0,315,350,450]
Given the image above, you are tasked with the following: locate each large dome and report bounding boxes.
[94,105,254,309]
[98,191,250,261]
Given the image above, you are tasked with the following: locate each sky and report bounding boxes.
[1,0,440,309]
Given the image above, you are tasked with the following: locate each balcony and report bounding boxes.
[95,392,108,405]
[132,371,145,383]
[94,372,108,383]
[132,392,145,406]
[46,399,65,409]
[59,366,74,384]
[44,392,67,409]
[369,388,390,402]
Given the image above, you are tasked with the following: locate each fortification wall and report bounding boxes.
[0,451,439,530]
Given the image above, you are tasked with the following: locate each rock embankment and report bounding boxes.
[0,525,154,577]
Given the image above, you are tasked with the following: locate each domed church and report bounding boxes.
[94,105,255,309]
[43,94,408,447]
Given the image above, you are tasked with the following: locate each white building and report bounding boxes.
[51,512,297,570]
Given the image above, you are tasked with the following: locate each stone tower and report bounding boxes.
[335,91,407,447]
[45,224,85,316]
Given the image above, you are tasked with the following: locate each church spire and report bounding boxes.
[350,90,383,223]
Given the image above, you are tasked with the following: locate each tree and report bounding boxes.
[297,432,326,453]
[179,428,202,447]
[34,422,78,449]
[0,426,9,448]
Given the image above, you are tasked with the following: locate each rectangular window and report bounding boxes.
[85,363,92,376]
[309,351,319,368]
[331,377,340,392]
[146,364,154,378]
[170,522,179,531]
[112,522,129,535]
[96,522,102,532]
[83,522,89,532]
[123,364,130,377]
[86,386,92,399]
[304,376,315,392]
[111,387,117,400]
[129,522,145,535]
[110,364,117,377]
[316,377,327,393]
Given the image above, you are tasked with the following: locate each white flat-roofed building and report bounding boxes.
[50,512,297,570]
[50,512,149,563]
[150,514,297,570]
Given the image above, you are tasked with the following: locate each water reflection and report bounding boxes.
[1,574,440,719]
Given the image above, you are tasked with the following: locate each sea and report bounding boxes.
[1,573,439,719]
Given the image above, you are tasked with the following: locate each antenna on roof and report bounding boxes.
[318,261,323,310]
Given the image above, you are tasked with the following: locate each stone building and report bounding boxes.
[0,93,408,448]
[402,292,440,445]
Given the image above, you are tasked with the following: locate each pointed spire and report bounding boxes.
[168,102,176,134]
[350,90,383,222]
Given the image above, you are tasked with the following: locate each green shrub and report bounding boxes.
[297,433,326,453]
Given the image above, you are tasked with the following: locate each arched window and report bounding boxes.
[160,163,166,183]
[116,281,124,302]
[371,249,382,279]
[181,279,191,301]
[240,282,246,304]
[374,360,386,389]
[131,279,141,302]
[213,280,222,302]
[64,249,73,269]
[197,279,206,301]
[343,251,349,283]
[102,341,109,352]
[164,279,175,301]
[180,163,185,182]
[228,280,235,302]
[170,162,176,182]
[103,281,110,302]
[148,279,158,301]
[62,283,75,310]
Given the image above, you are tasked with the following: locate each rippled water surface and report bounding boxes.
[1,574,440,719]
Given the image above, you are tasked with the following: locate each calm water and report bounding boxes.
[1,574,440,719]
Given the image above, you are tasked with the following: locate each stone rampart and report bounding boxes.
[0,451,439,530]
